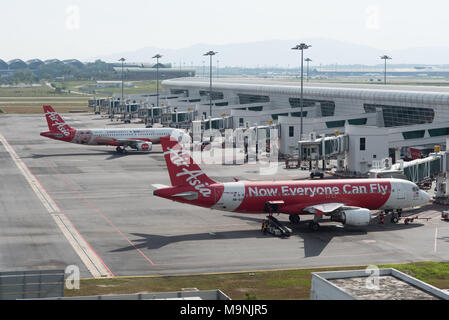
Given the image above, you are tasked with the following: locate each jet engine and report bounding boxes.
[331,208,371,226]
[135,142,152,151]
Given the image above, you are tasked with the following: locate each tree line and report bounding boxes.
[0,60,117,85]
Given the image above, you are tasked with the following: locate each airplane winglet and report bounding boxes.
[152,184,169,190]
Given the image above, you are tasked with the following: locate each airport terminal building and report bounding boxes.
[161,78,449,157]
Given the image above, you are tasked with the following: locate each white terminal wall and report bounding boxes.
[345,125,389,174]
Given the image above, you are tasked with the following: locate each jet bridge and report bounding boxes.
[370,145,449,203]
[298,133,348,172]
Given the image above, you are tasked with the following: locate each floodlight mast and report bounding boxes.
[203,51,218,119]
[291,43,311,149]
[118,57,126,112]
[380,55,392,85]
[305,58,312,82]
[152,54,162,124]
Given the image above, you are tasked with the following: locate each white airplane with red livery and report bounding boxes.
[40,105,185,153]
[154,137,431,232]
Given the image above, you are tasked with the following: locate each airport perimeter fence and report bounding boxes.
[41,289,231,300]
[0,269,64,300]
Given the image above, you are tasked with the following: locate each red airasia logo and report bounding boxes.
[141,143,149,151]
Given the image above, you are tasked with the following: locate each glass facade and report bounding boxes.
[291,111,308,117]
[199,91,224,100]
[288,98,335,116]
[271,113,289,120]
[170,89,189,96]
[326,120,345,128]
[402,130,426,140]
[238,94,270,104]
[348,118,367,125]
[428,127,449,137]
[364,104,434,127]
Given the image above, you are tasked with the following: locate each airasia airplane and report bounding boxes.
[40,105,185,153]
[153,137,431,231]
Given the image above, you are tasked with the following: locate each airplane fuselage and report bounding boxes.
[42,127,177,146]
[155,178,430,215]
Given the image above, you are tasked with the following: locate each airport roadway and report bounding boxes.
[0,113,448,278]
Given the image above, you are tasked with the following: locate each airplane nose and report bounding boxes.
[421,190,431,203]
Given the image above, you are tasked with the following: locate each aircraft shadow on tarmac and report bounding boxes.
[30,150,164,160]
[112,214,422,258]
[223,214,423,257]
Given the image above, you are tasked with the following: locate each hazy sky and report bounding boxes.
[2,0,449,61]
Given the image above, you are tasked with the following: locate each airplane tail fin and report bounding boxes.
[43,105,72,135]
[160,136,216,188]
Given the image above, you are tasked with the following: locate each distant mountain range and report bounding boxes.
[91,38,449,67]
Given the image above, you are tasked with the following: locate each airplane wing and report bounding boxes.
[303,203,345,214]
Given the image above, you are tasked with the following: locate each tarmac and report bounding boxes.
[0,112,448,278]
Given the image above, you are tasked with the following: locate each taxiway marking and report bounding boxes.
[0,132,113,278]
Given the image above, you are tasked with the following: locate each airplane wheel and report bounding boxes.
[309,222,320,231]
[391,216,399,224]
[289,215,300,224]
[116,147,122,153]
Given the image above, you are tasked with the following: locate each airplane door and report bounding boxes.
[396,183,405,200]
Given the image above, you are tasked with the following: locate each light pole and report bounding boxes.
[380,55,392,85]
[305,58,312,82]
[152,54,162,125]
[203,51,217,119]
[291,43,311,146]
[217,60,220,79]
[118,57,126,115]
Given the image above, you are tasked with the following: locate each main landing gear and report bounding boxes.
[289,214,320,231]
[382,209,402,224]
[308,222,320,231]
[289,214,300,224]
[390,209,402,224]
[116,146,127,154]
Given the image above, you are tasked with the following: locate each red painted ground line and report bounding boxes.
[43,158,163,267]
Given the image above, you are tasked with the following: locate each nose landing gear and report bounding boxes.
[116,146,127,154]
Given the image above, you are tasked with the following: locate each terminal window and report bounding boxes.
[238,94,270,104]
[291,111,308,117]
[364,104,434,127]
[272,113,289,120]
[326,120,345,128]
[360,137,366,151]
[289,98,335,117]
[289,126,294,137]
[199,90,224,100]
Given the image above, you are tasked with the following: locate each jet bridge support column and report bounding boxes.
[394,147,401,164]
[435,139,449,204]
